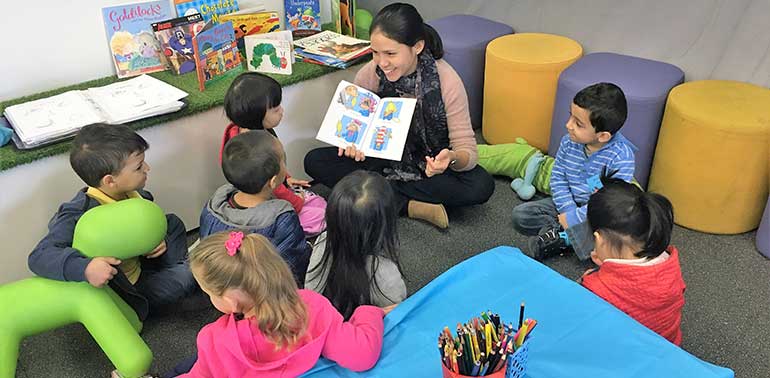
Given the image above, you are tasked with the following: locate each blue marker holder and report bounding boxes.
[504,337,531,378]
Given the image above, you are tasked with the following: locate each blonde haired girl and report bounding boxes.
[172,231,386,377]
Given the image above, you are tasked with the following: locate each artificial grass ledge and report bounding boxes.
[0,61,354,172]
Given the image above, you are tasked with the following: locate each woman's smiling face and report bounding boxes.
[370,29,424,82]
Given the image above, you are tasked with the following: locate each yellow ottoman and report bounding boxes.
[482,33,582,150]
[649,80,770,234]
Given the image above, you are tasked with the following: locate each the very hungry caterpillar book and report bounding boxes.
[244,30,293,75]
[317,80,416,161]
[102,0,173,78]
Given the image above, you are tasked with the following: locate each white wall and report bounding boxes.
[0,0,283,101]
[358,0,770,87]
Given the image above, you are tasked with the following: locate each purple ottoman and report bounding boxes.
[759,196,770,258]
[547,53,684,188]
[428,15,513,129]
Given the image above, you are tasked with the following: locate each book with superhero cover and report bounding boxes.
[294,30,370,63]
[174,0,239,24]
[219,10,280,59]
[102,0,173,78]
[316,80,416,161]
[244,30,293,75]
[152,13,206,75]
[283,0,321,39]
[192,21,243,91]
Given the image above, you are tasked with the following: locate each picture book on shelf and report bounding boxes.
[220,10,280,39]
[339,0,356,37]
[317,80,416,161]
[294,30,370,62]
[284,0,321,39]
[101,0,173,78]
[329,0,341,33]
[3,75,187,149]
[174,0,239,24]
[193,21,243,91]
[152,13,206,75]
[244,30,293,75]
[219,10,280,59]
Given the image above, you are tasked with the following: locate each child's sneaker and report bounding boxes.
[526,227,568,261]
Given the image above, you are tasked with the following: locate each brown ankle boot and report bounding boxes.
[407,200,449,229]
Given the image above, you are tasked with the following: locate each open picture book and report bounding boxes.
[3,75,187,148]
[317,80,416,161]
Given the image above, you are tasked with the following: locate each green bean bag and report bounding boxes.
[477,137,555,199]
[0,198,167,378]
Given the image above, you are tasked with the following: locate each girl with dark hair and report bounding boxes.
[304,3,494,229]
[582,178,686,345]
[305,171,405,319]
[222,72,327,237]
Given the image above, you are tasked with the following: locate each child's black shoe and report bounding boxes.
[526,226,568,261]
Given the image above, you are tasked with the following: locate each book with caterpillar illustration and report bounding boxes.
[244,30,293,75]
[316,80,416,161]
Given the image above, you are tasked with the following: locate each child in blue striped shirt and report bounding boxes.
[512,83,637,261]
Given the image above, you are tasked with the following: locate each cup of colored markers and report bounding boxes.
[438,307,536,378]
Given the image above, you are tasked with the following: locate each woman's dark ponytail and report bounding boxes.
[422,23,443,59]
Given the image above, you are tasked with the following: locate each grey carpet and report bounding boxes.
[14,178,769,378]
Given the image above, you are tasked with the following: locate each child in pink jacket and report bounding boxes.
[172,231,388,377]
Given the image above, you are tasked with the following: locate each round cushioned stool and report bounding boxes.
[482,33,582,150]
[547,52,684,188]
[648,80,770,234]
[758,195,770,258]
[428,14,514,129]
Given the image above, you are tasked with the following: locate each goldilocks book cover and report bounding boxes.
[102,0,173,78]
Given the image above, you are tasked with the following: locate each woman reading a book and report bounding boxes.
[304,3,494,229]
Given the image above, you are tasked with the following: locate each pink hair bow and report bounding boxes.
[225,231,244,256]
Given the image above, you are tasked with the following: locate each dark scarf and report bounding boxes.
[376,51,449,181]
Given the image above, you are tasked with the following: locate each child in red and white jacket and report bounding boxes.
[221,72,326,236]
[581,178,686,345]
